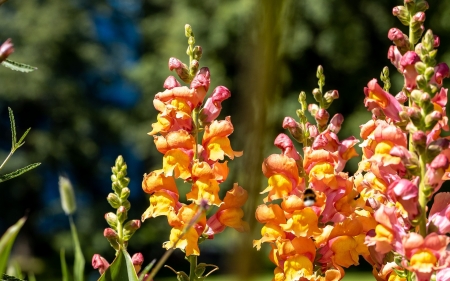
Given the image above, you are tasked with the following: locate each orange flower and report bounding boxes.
[162,148,192,179]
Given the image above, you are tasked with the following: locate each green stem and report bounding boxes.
[0,150,14,170]
[189,255,198,281]
[117,216,124,251]
[409,23,416,51]
[417,155,427,236]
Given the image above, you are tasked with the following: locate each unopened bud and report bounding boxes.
[433,35,440,48]
[316,65,323,78]
[168,57,190,83]
[392,6,410,26]
[308,103,319,116]
[413,11,426,23]
[163,76,181,90]
[328,114,344,133]
[117,206,128,223]
[282,117,303,143]
[92,254,110,275]
[416,75,427,89]
[415,1,429,12]
[131,253,144,274]
[312,88,322,102]
[298,91,306,103]
[188,36,195,46]
[424,111,442,129]
[415,61,426,74]
[123,220,141,241]
[185,24,193,37]
[427,139,450,160]
[430,154,449,170]
[0,38,14,62]
[193,46,202,61]
[120,188,130,200]
[189,59,199,77]
[59,176,76,215]
[105,212,118,229]
[412,131,427,153]
[104,228,120,250]
[107,193,121,209]
[315,109,330,127]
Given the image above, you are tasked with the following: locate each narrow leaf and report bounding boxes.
[69,216,85,281]
[27,272,36,281]
[98,249,139,281]
[0,217,27,274]
[15,128,31,149]
[60,249,69,281]
[0,163,41,183]
[7,108,16,149]
[138,260,156,281]
[1,60,37,73]
[10,260,22,279]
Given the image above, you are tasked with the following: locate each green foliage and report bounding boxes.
[60,249,69,281]
[0,108,40,183]
[97,249,139,281]
[0,217,26,275]
[70,217,85,281]
[1,59,36,73]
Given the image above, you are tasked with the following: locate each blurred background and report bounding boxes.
[1,0,450,280]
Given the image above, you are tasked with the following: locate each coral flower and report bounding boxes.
[364,79,403,121]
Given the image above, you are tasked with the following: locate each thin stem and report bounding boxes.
[0,150,14,170]
[417,155,427,236]
[189,255,197,281]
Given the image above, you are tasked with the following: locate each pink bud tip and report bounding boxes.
[163,76,181,90]
[92,254,110,275]
[103,228,118,238]
[168,57,183,71]
[0,38,14,61]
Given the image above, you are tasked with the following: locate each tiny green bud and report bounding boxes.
[105,212,118,229]
[115,155,125,168]
[416,75,427,89]
[190,59,199,77]
[312,88,322,102]
[188,36,195,46]
[185,24,193,37]
[392,6,410,26]
[316,65,323,78]
[122,199,131,210]
[107,193,121,209]
[415,61,426,74]
[117,206,128,223]
[298,91,306,103]
[423,29,434,52]
[58,176,77,215]
[120,188,130,200]
[122,220,141,241]
[193,46,202,61]
[104,228,120,250]
[415,1,429,12]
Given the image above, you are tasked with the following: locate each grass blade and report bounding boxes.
[0,217,26,274]
[1,60,37,73]
[7,108,16,149]
[60,249,68,281]
[69,216,85,281]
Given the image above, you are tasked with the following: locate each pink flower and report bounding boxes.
[430,63,450,88]
[386,178,419,220]
[400,51,421,91]
[274,133,300,161]
[0,38,14,62]
[364,79,403,121]
[163,76,181,90]
[428,192,450,234]
[92,254,110,275]
[199,86,231,123]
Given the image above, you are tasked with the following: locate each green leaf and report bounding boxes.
[138,260,156,281]
[69,216,85,281]
[60,249,69,281]
[0,217,27,274]
[1,273,25,281]
[15,128,31,149]
[1,60,37,73]
[0,163,41,183]
[98,249,139,281]
[7,108,16,149]
[27,271,36,281]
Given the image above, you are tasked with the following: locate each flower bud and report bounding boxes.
[298,91,306,103]
[424,111,442,130]
[423,29,434,52]
[189,59,199,77]
[427,138,450,160]
[104,228,120,250]
[168,57,190,83]
[308,103,319,116]
[185,24,193,37]
[433,35,440,48]
[415,1,429,12]
[282,117,303,143]
[123,220,141,241]
[323,90,339,105]
[395,91,408,104]
[120,187,130,200]
[0,38,14,62]
[416,74,427,89]
[328,114,344,133]
[105,212,118,229]
[306,123,318,139]
[413,11,426,23]
[58,176,76,215]
[415,61,426,74]
[430,154,449,170]
[312,88,322,102]
[92,254,110,275]
[392,6,410,26]
[188,36,195,46]
[193,46,202,61]
[190,67,211,92]
[410,89,422,104]
[163,76,181,90]
[117,206,128,223]
[199,86,231,124]
[407,107,422,126]
[412,131,427,154]
[131,253,144,274]
[107,193,121,209]
[315,109,330,127]
[316,65,323,78]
